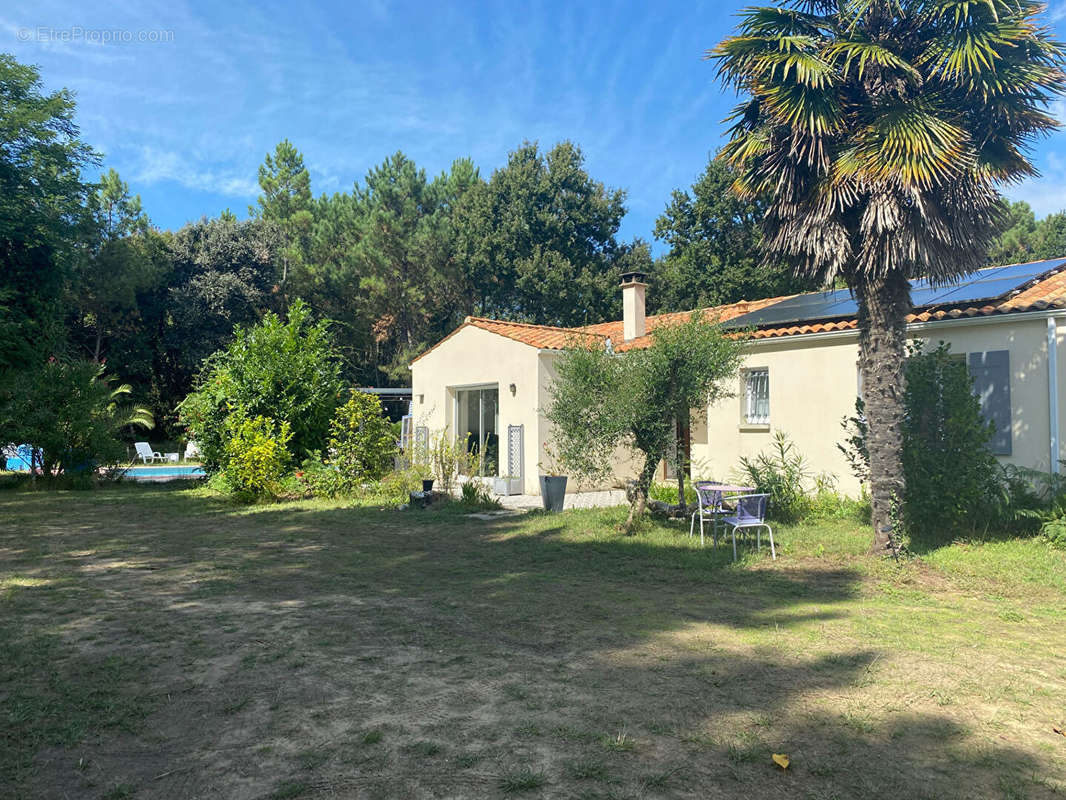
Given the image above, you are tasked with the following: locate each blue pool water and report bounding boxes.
[127,465,206,479]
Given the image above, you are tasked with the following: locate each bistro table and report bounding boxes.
[690,483,756,547]
[699,483,755,497]
[694,482,756,508]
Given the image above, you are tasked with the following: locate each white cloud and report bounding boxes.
[131,146,259,198]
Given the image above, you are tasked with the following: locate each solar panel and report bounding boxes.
[725,258,1066,329]
[725,289,857,328]
[931,259,1066,305]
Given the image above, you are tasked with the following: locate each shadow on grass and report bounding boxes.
[906,523,1043,556]
[0,486,1058,799]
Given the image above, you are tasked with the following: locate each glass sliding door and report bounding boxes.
[454,385,499,476]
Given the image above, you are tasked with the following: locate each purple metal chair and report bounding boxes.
[690,481,727,548]
[721,493,775,561]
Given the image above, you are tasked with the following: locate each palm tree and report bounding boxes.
[103,374,155,435]
[711,0,1065,551]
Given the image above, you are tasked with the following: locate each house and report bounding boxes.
[409,259,1066,496]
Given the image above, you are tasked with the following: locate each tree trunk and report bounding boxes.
[624,454,660,534]
[676,412,690,513]
[855,271,910,556]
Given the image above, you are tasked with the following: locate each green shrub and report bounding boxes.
[806,474,871,523]
[736,430,812,523]
[840,342,1001,541]
[650,481,696,507]
[217,413,292,503]
[293,455,341,499]
[294,392,397,500]
[1041,516,1066,549]
[979,465,1051,533]
[459,479,501,510]
[179,300,343,471]
[377,468,422,504]
[1009,471,1066,546]
[421,429,476,495]
[0,359,152,481]
[324,391,396,492]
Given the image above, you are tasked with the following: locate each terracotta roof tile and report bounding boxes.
[411,265,1066,363]
[463,317,601,350]
[585,295,793,352]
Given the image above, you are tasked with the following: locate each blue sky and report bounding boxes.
[6,0,1066,254]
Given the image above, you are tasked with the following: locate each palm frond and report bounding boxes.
[105,380,155,431]
[734,5,825,37]
[953,62,1066,101]
[712,34,835,89]
[921,23,1022,82]
[758,80,843,138]
[719,127,772,169]
[711,0,1065,287]
[974,136,1040,182]
[824,39,920,82]
[840,102,970,188]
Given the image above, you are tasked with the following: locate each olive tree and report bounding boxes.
[547,314,743,532]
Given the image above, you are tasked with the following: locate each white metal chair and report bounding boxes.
[184,440,201,461]
[134,442,164,464]
[690,481,727,547]
[721,493,775,561]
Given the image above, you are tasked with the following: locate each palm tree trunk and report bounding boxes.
[855,271,910,555]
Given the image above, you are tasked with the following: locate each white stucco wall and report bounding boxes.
[696,313,1065,497]
[411,313,1066,499]
[410,325,544,494]
[696,332,863,494]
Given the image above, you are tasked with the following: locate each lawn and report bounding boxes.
[1,485,1065,799]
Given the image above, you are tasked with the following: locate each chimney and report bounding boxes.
[620,271,648,341]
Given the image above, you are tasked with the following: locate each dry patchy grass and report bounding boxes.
[1,484,1064,799]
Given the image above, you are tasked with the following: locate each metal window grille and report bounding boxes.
[745,369,769,424]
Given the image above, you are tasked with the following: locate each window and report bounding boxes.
[744,368,770,425]
[454,385,500,475]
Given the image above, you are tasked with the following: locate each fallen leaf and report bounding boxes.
[1053,727,1066,737]
[772,753,790,770]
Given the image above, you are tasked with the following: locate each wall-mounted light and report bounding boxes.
[509,383,517,396]
[418,394,424,404]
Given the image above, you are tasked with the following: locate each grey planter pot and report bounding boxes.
[493,477,522,496]
[539,475,568,512]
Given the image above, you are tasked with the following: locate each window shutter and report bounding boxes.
[968,351,1012,455]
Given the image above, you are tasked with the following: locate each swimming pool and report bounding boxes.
[126,465,206,480]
